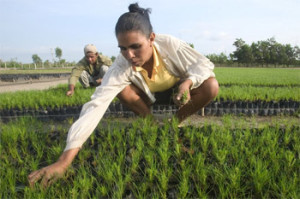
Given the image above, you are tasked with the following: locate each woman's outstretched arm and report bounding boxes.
[28,147,80,188]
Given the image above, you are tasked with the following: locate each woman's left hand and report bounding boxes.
[173,79,192,106]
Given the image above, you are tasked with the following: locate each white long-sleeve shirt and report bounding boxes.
[64,34,215,151]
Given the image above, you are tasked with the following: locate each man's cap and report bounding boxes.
[84,44,98,55]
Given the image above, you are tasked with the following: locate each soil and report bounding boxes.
[0,78,68,93]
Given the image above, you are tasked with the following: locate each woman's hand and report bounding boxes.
[28,148,80,188]
[28,161,67,188]
[173,79,193,106]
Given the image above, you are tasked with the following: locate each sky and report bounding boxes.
[1,0,299,63]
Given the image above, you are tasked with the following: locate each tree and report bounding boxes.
[276,44,288,65]
[55,47,62,61]
[111,56,116,62]
[240,45,254,65]
[59,59,66,67]
[251,42,263,65]
[232,38,255,66]
[233,38,245,50]
[44,60,51,67]
[294,46,300,63]
[232,39,245,62]
[206,53,229,64]
[267,37,278,65]
[0,59,4,68]
[259,41,271,65]
[32,54,42,64]
[189,43,194,48]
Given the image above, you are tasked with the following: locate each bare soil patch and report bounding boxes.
[0,78,68,93]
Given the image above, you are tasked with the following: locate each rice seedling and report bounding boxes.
[0,116,299,198]
[1,79,299,113]
[214,67,300,87]
[179,90,189,104]
[0,84,95,111]
[216,85,300,101]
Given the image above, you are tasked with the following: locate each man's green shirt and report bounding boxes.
[69,54,112,86]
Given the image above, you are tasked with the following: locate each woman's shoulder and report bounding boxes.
[154,34,188,58]
[155,34,180,44]
[154,34,185,51]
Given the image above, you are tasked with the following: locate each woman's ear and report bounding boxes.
[149,32,155,47]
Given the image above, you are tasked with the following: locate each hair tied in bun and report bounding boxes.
[115,3,153,37]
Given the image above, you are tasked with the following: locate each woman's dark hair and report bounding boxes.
[115,3,153,37]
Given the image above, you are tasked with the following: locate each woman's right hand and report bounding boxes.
[28,148,80,188]
[28,161,67,188]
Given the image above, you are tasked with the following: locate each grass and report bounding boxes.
[0,67,299,110]
[0,67,299,109]
[217,85,300,101]
[1,66,299,86]
[214,67,300,86]
[0,116,299,198]
[0,84,94,110]
[0,83,299,111]
[1,67,299,198]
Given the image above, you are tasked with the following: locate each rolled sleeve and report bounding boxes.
[155,34,215,90]
[64,63,130,151]
[69,66,85,85]
[64,100,109,151]
[177,41,215,89]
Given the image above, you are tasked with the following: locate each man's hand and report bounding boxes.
[66,90,74,96]
[66,84,75,96]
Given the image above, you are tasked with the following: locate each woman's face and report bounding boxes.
[117,31,155,67]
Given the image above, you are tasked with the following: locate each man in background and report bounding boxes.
[66,44,112,96]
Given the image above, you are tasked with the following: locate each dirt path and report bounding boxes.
[0,79,68,93]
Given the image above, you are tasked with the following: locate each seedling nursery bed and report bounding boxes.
[0,99,299,122]
[0,116,299,198]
